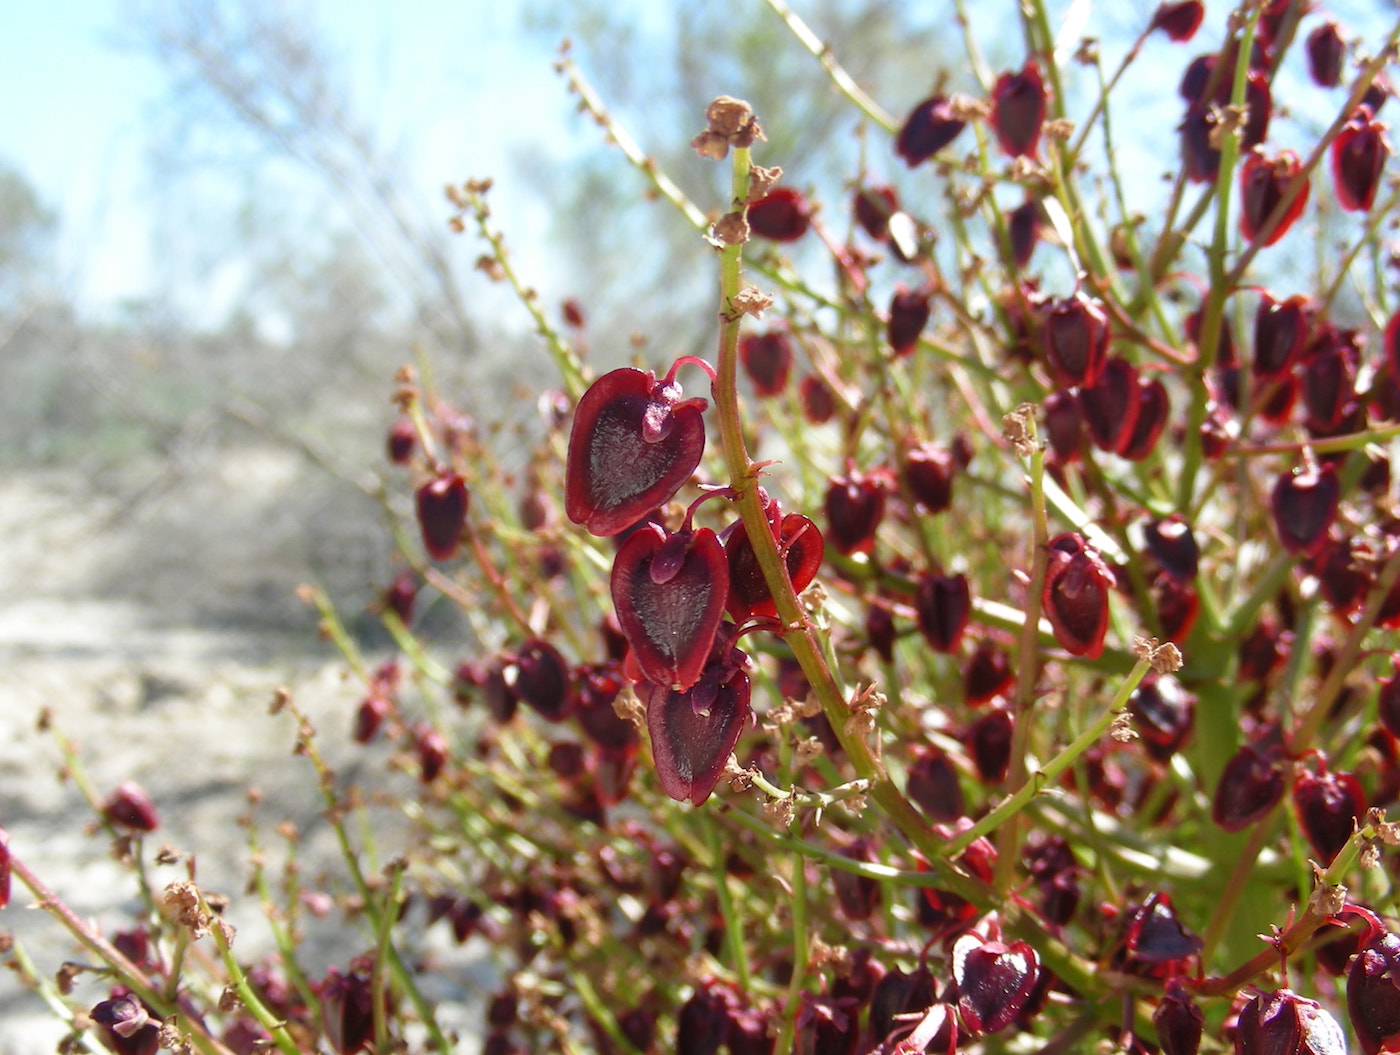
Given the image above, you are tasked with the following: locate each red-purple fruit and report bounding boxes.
[1234,988,1347,1055]
[888,287,932,356]
[916,572,971,653]
[869,966,938,1050]
[1150,1,1204,42]
[1253,293,1310,380]
[387,417,416,464]
[104,781,160,833]
[321,969,376,1055]
[896,95,967,166]
[676,982,730,1055]
[1129,674,1195,762]
[1044,293,1110,389]
[1212,742,1285,831]
[1347,930,1400,1055]
[746,187,812,242]
[643,664,751,807]
[866,604,896,663]
[1079,357,1141,454]
[799,375,837,424]
[903,443,956,513]
[990,62,1047,158]
[416,472,469,560]
[853,185,899,241]
[0,825,9,910]
[739,330,793,396]
[1042,533,1113,658]
[91,990,160,1055]
[1331,108,1392,212]
[724,512,823,621]
[1143,515,1199,582]
[565,365,708,537]
[907,745,966,821]
[823,468,887,556]
[1124,892,1202,966]
[832,838,881,921]
[1306,21,1346,88]
[513,638,575,721]
[1270,463,1339,556]
[1043,390,1084,463]
[1007,199,1042,268]
[952,930,1040,1036]
[1155,574,1199,642]
[612,525,729,692]
[1154,980,1205,1055]
[413,724,448,783]
[1291,764,1364,863]
[965,708,1015,783]
[964,640,1014,704]
[1239,150,1310,246]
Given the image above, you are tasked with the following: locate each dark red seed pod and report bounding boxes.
[916,572,971,653]
[798,374,837,424]
[384,567,417,626]
[869,966,938,1050]
[676,983,731,1055]
[1364,75,1393,116]
[1306,21,1346,88]
[1042,533,1113,658]
[903,442,956,513]
[1212,742,1285,831]
[1150,1,1204,42]
[964,640,1014,704]
[574,664,637,754]
[866,604,897,663]
[1180,70,1272,183]
[1143,515,1199,582]
[1347,930,1400,1055]
[611,525,729,692]
[103,782,160,833]
[952,931,1040,1036]
[1238,616,1287,682]
[513,638,575,722]
[386,417,416,464]
[353,694,391,744]
[896,95,968,166]
[853,185,899,241]
[1253,293,1310,380]
[565,365,708,537]
[906,744,965,822]
[1124,892,1202,965]
[1079,357,1142,454]
[1331,108,1391,213]
[1122,378,1171,462]
[1301,332,1359,432]
[965,707,1015,784]
[990,61,1047,158]
[320,969,376,1055]
[413,724,448,783]
[724,512,824,621]
[1155,574,1199,643]
[746,186,812,242]
[1044,293,1110,389]
[0,826,9,910]
[561,298,586,328]
[91,991,161,1055]
[1007,199,1042,269]
[738,330,793,397]
[1270,463,1339,556]
[1239,150,1310,247]
[887,287,932,356]
[1315,534,1374,616]
[645,667,752,806]
[1236,988,1346,1055]
[1129,674,1195,763]
[1154,980,1205,1055]
[823,468,887,556]
[1043,389,1084,463]
[483,659,519,723]
[415,472,469,561]
[1292,765,1365,863]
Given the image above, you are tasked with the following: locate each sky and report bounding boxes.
[0,0,589,323]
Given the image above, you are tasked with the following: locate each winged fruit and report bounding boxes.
[566,365,709,537]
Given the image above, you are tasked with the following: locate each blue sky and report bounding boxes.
[1,1,585,321]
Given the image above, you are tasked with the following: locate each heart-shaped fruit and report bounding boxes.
[612,525,728,691]
[1125,892,1201,965]
[1271,463,1339,556]
[724,512,823,621]
[1239,149,1310,247]
[1212,742,1284,831]
[916,572,971,653]
[1043,533,1113,658]
[1044,294,1110,389]
[565,366,708,537]
[1331,107,1391,213]
[1237,989,1347,1055]
[645,668,751,806]
[1348,931,1400,1055]
[952,932,1040,1036]
[896,95,966,166]
[990,61,1047,158]
[1292,765,1364,864]
[416,472,469,560]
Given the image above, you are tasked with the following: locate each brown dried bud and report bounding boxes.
[163,881,211,940]
[692,96,765,159]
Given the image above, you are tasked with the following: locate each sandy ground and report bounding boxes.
[0,467,489,1053]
